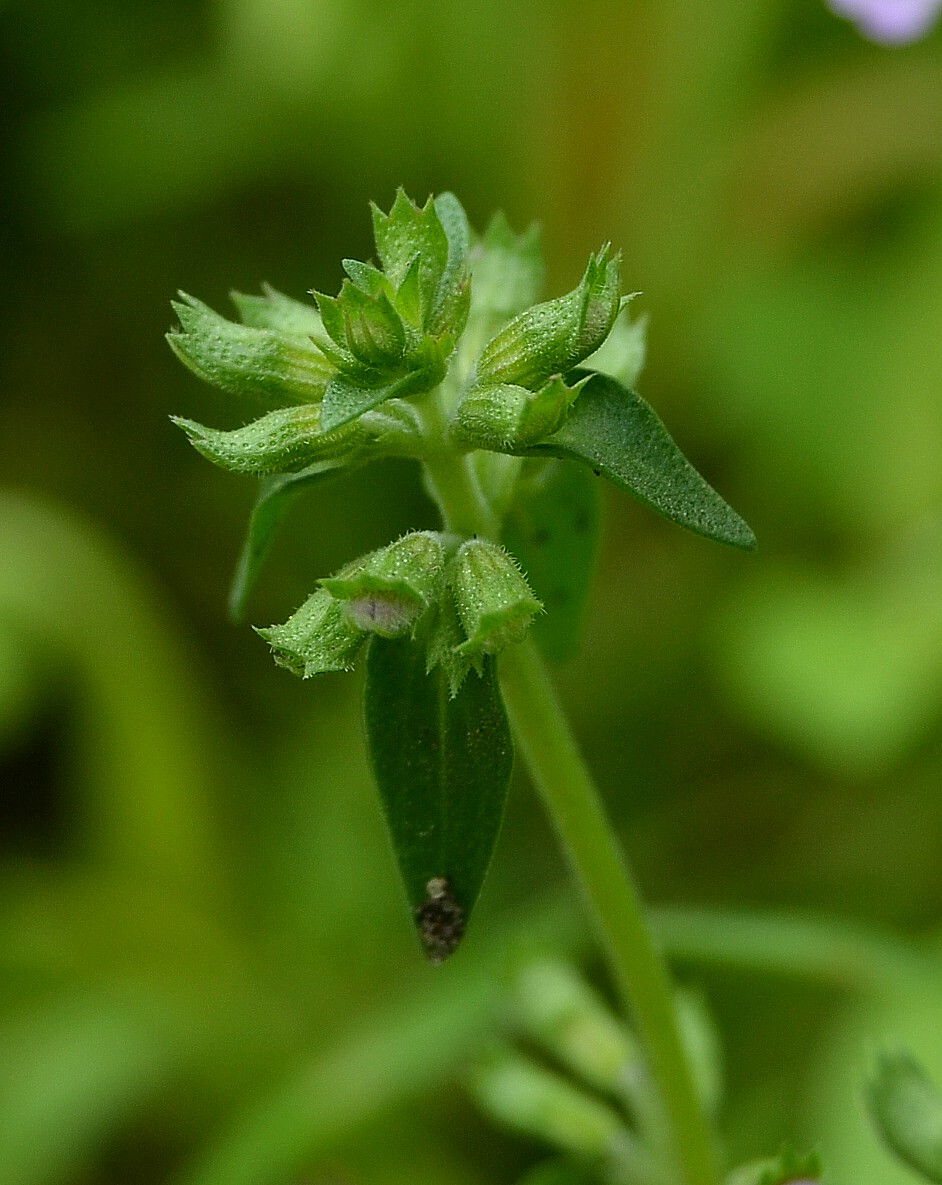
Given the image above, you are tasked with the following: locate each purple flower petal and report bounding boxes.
[828,0,942,42]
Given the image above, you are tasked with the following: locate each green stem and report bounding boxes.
[420,441,718,1184]
[499,640,720,1185]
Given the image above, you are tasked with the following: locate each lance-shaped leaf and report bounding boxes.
[171,405,365,475]
[503,462,601,663]
[867,1050,942,1183]
[364,635,513,962]
[474,248,622,391]
[522,372,756,551]
[228,462,347,622]
[168,293,331,407]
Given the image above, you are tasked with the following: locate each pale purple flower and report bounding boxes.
[828,0,942,42]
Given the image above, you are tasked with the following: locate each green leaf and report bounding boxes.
[364,635,514,961]
[525,372,756,551]
[228,463,345,622]
[503,462,601,663]
[867,1051,942,1183]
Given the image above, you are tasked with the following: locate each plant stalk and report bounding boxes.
[499,639,720,1185]
[421,436,718,1185]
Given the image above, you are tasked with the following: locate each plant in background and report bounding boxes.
[826,0,942,42]
[171,190,936,1185]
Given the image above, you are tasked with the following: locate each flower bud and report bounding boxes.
[474,247,622,391]
[255,589,365,677]
[168,293,331,407]
[171,405,365,475]
[315,282,407,371]
[321,532,447,638]
[450,539,541,658]
[453,376,584,452]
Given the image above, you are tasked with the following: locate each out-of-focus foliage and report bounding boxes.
[3,0,942,1182]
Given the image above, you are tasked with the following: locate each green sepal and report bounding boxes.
[503,462,601,664]
[430,191,472,338]
[474,247,622,391]
[228,462,346,622]
[424,588,475,696]
[229,284,324,336]
[321,531,447,638]
[341,258,389,298]
[167,293,331,407]
[319,336,452,432]
[171,405,364,475]
[370,189,471,335]
[453,376,586,452]
[364,635,514,961]
[255,587,366,677]
[725,1146,821,1185]
[450,538,542,660]
[867,1050,942,1183]
[523,372,756,551]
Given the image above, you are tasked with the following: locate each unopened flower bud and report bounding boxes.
[168,293,331,407]
[474,247,622,390]
[321,532,447,638]
[255,588,365,677]
[453,376,584,451]
[450,539,541,658]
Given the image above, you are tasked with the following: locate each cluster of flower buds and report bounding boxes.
[256,532,541,691]
[171,189,754,694]
[169,189,640,680]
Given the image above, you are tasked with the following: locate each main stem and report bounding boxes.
[422,436,719,1185]
[499,641,719,1185]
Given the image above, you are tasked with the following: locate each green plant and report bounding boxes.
[171,189,882,1185]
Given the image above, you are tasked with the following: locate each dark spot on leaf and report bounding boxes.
[417,876,465,964]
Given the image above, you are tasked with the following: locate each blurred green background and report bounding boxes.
[3,1,942,1182]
